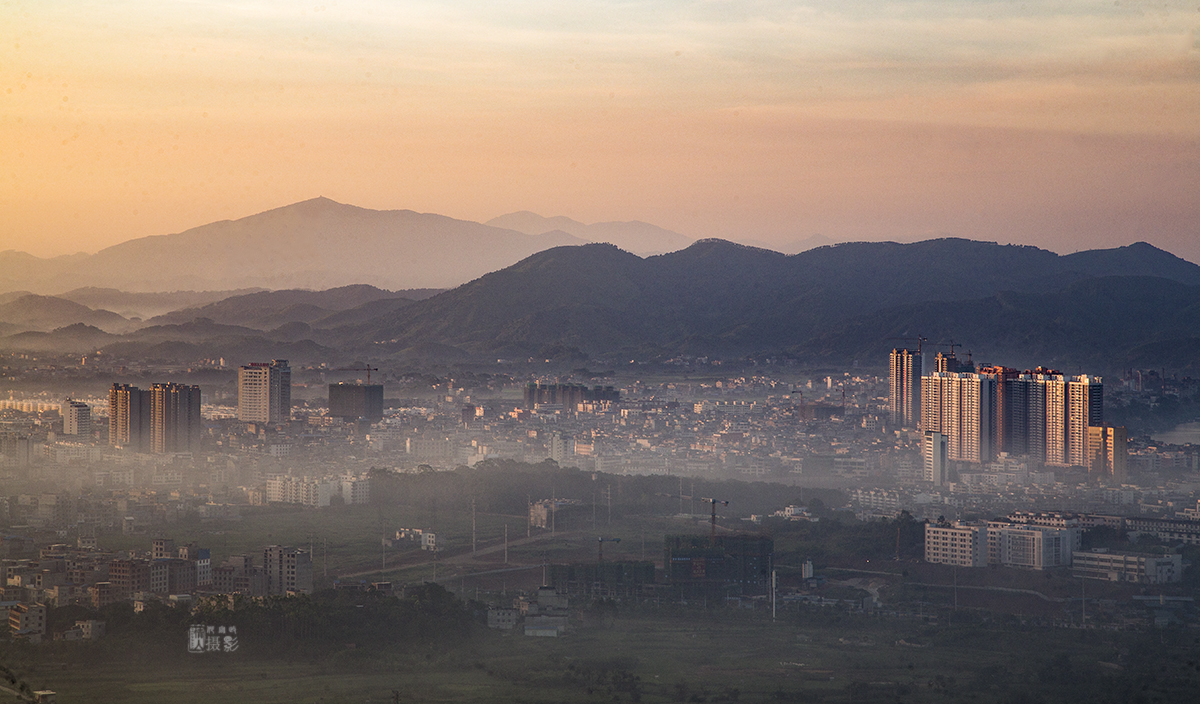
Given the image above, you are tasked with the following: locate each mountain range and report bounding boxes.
[5,236,1198,374]
[331,239,1200,372]
[2,194,1198,373]
[0,199,710,294]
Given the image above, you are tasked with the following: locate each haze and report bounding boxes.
[2,1,1198,261]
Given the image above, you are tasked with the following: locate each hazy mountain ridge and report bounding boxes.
[146,284,408,328]
[2,235,1198,372]
[339,238,1200,368]
[486,211,694,256]
[790,275,1200,372]
[56,287,268,319]
[0,294,133,333]
[0,198,585,293]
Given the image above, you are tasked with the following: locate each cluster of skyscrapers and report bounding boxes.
[104,359,400,454]
[106,359,293,455]
[890,348,1126,483]
[108,383,203,454]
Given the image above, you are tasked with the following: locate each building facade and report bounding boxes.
[924,521,988,567]
[62,399,91,436]
[263,545,313,595]
[922,430,948,486]
[238,360,291,423]
[986,523,1075,570]
[1073,550,1181,583]
[328,383,384,423]
[920,367,1103,467]
[1086,425,1128,484]
[889,348,922,429]
[150,383,203,454]
[921,372,994,463]
[109,383,151,452]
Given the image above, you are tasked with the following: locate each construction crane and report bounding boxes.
[934,340,962,355]
[700,498,729,543]
[597,537,621,562]
[332,365,379,384]
[887,335,927,355]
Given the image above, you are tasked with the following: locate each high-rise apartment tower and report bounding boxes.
[150,383,203,454]
[238,360,291,423]
[109,383,151,452]
[888,348,922,429]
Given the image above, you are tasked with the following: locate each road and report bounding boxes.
[336,529,568,580]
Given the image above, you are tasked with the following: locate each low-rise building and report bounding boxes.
[487,607,518,630]
[987,523,1075,570]
[1072,550,1182,584]
[9,602,46,640]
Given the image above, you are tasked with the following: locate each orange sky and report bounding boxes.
[2,1,1198,261]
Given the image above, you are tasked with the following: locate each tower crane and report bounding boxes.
[700,498,729,543]
[935,340,962,355]
[333,365,379,384]
[887,335,927,355]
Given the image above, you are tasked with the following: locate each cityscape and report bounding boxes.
[5,260,1200,704]
[4,1,1200,702]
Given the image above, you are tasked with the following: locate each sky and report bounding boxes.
[2,1,1198,261]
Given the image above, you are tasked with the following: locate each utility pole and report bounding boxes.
[1081,577,1086,626]
[504,524,508,564]
[772,569,777,621]
[472,497,477,555]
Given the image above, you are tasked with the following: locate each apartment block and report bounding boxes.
[263,546,313,595]
[924,521,988,567]
[238,360,291,423]
[1087,425,1129,484]
[889,348,922,429]
[986,523,1075,570]
[62,399,92,437]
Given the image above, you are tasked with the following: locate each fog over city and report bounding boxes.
[2,2,1199,703]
